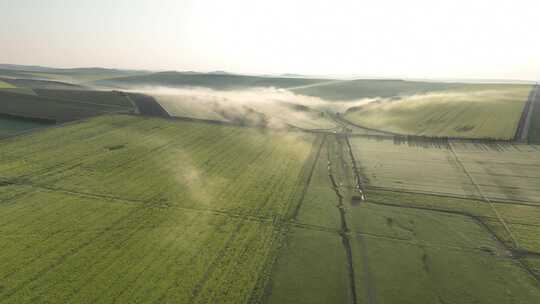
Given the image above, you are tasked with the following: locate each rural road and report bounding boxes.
[515,83,539,142]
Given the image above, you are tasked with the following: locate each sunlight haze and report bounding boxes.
[1,0,539,80]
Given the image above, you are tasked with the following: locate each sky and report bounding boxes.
[1,0,539,80]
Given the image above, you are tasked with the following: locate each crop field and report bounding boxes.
[451,142,540,203]
[1,68,540,303]
[0,116,51,137]
[1,113,540,303]
[265,134,540,303]
[0,80,15,89]
[0,115,319,303]
[34,89,134,108]
[347,202,540,303]
[0,79,36,95]
[345,84,532,139]
[348,136,540,203]
[0,90,134,122]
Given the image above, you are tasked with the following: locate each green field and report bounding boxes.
[348,137,540,203]
[1,115,540,303]
[345,84,532,139]
[0,80,16,89]
[1,66,540,303]
[0,115,317,303]
[265,134,540,303]
[0,90,134,123]
[34,89,134,108]
[0,116,52,137]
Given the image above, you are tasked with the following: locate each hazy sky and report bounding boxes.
[1,0,539,80]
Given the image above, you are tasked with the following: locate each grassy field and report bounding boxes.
[1,115,540,303]
[345,84,532,139]
[265,134,540,303]
[0,116,52,137]
[265,135,353,304]
[0,80,16,89]
[34,89,133,108]
[0,90,133,122]
[348,137,540,203]
[348,203,539,303]
[451,142,540,203]
[0,115,316,303]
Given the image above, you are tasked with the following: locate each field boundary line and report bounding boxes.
[122,92,140,114]
[289,134,325,220]
[448,142,520,249]
[327,136,363,304]
[2,181,278,224]
[364,186,540,207]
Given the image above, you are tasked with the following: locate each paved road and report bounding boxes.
[515,83,539,142]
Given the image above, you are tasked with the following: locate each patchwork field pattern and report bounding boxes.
[1,114,540,303]
[0,115,316,303]
[349,137,540,203]
[266,134,540,303]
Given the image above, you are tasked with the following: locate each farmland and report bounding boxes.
[345,84,532,139]
[265,134,540,303]
[0,90,133,123]
[0,80,15,89]
[1,64,540,303]
[348,136,540,203]
[0,77,172,124]
[0,116,52,137]
[0,115,317,303]
[1,115,540,303]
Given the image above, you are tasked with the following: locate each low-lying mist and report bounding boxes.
[347,87,529,113]
[124,86,377,130]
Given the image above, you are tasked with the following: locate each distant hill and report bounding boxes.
[291,79,463,101]
[95,71,330,90]
[0,64,149,83]
[95,72,464,101]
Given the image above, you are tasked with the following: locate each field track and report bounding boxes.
[448,143,519,247]
[123,93,170,117]
[515,84,539,142]
[326,138,360,304]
